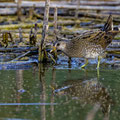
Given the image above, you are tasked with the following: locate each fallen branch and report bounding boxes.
[0,46,38,52]
[11,51,31,61]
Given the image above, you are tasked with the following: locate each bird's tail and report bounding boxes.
[102,14,113,32]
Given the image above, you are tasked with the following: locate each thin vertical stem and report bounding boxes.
[54,7,58,39]
[75,0,80,18]
[39,0,50,62]
[53,7,58,60]
[17,0,22,21]
[29,4,35,19]
[19,28,23,42]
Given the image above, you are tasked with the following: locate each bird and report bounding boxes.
[52,14,120,69]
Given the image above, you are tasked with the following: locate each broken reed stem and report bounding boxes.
[54,7,58,39]
[29,4,35,19]
[19,28,23,42]
[75,0,80,18]
[53,7,58,60]
[38,0,50,62]
[41,0,50,48]
[29,23,37,46]
[17,0,22,21]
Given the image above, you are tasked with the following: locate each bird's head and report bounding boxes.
[51,40,67,53]
[55,41,67,51]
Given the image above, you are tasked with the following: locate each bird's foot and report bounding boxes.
[81,64,86,69]
[81,59,89,69]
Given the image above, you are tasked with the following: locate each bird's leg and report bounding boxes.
[81,58,88,68]
[97,68,100,80]
[97,56,101,69]
[68,57,72,71]
[68,57,71,65]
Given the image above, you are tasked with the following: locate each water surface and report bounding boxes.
[0,63,120,120]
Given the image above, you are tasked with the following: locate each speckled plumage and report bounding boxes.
[55,15,119,59]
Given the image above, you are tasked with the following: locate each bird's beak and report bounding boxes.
[50,46,56,53]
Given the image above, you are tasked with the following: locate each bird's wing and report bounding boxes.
[70,30,100,43]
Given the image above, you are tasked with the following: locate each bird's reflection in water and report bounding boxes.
[54,77,113,120]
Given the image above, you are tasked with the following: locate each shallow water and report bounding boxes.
[0,62,120,120]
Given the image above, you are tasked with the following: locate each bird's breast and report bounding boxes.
[84,45,104,59]
[64,43,104,59]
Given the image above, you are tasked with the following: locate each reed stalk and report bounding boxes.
[38,0,50,62]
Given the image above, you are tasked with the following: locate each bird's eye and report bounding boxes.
[57,43,60,46]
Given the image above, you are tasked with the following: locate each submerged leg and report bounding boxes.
[97,56,101,69]
[81,58,89,68]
